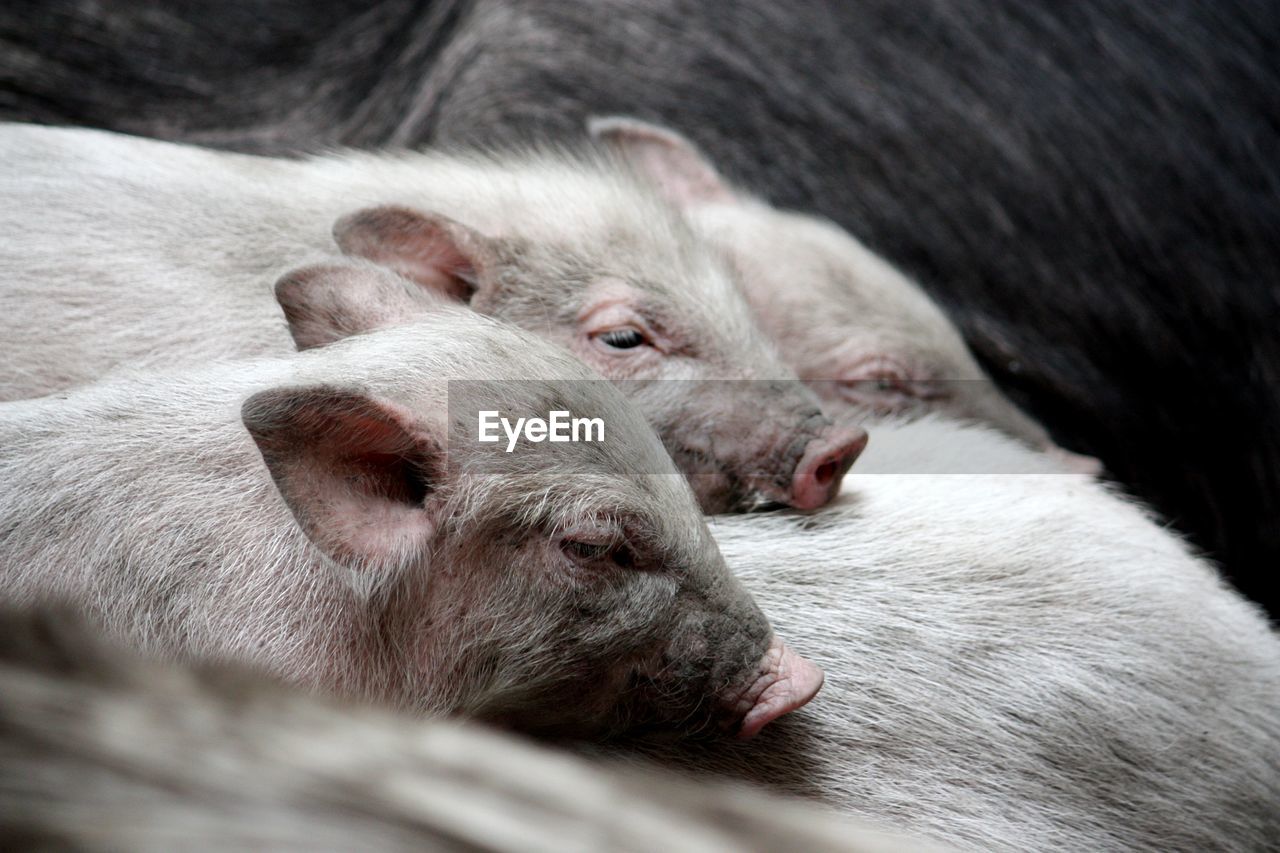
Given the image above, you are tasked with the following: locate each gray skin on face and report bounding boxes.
[0,267,822,740]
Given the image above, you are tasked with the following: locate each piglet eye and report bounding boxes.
[836,358,933,414]
[559,536,638,571]
[842,371,911,397]
[561,538,612,561]
[595,328,648,350]
[611,543,637,570]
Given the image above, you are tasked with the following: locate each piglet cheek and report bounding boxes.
[730,636,825,739]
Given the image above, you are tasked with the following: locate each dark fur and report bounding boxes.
[2,0,1277,614]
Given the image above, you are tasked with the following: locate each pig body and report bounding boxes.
[0,606,931,853]
[0,121,742,395]
[617,416,1280,851]
[0,122,864,512]
[0,311,819,739]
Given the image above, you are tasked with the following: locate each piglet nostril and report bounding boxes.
[788,426,868,510]
[812,459,840,487]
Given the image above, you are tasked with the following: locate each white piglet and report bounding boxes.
[590,117,1100,474]
[0,123,866,512]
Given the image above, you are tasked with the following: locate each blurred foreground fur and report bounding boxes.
[0,606,935,853]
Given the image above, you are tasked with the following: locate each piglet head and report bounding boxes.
[332,193,866,514]
[394,372,825,740]
[566,278,867,513]
[591,115,1102,475]
[252,275,821,738]
[402,489,823,740]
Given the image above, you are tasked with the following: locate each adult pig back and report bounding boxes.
[609,418,1280,850]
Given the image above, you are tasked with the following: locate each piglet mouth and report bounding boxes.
[721,635,825,739]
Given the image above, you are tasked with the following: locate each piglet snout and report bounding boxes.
[789,425,868,509]
[729,636,825,740]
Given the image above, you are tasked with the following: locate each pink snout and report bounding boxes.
[728,636,825,740]
[789,425,868,510]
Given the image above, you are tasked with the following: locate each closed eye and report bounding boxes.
[562,539,612,561]
[560,536,638,570]
[594,328,649,350]
[864,375,913,395]
[836,358,947,411]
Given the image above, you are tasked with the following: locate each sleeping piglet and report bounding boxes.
[0,262,822,740]
[590,117,1100,474]
[0,123,865,512]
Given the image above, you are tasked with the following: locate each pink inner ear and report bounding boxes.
[298,421,439,568]
[244,387,443,575]
[643,150,737,208]
[591,118,737,207]
[316,491,436,569]
[275,263,447,351]
[333,206,479,302]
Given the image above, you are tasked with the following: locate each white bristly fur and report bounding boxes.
[0,607,941,853]
[609,414,1280,851]
[0,122,768,400]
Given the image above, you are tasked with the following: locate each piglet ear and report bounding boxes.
[588,115,738,207]
[275,262,447,351]
[333,205,494,303]
[242,386,443,579]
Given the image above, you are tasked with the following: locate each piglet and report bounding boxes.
[0,123,864,512]
[590,116,1100,475]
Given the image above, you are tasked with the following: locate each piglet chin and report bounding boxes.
[734,637,825,740]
